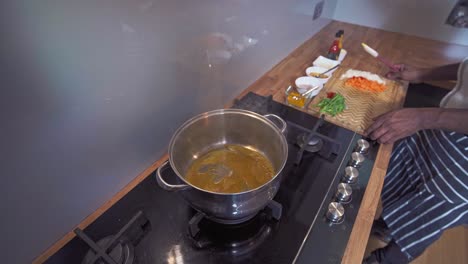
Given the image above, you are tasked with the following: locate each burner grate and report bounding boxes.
[75,211,149,264]
[295,115,325,165]
[187,200,282,250]
[297,134,324,153]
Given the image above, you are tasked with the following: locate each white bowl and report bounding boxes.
[295,76,323,95]
[305,66,332,83]
[312,56,340,74]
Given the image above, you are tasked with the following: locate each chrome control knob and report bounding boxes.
[336,183,352,202]
[343,166,359,184]
[326,202,345,223]
[349,152,365,168]
[355,139,370,154]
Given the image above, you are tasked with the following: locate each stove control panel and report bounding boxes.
[289,134,379,262]
[325,138,374,225]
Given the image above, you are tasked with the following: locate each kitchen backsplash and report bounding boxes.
[0,0,336,262]
[333,0,468,46]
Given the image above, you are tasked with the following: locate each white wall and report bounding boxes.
[0,0,336,263]
[333,0,468,45]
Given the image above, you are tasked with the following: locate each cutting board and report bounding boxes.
[306,67,407,134]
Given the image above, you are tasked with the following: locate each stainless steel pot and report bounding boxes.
[156,109,288,223]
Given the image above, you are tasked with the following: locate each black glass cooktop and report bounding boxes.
[47,93,377,264]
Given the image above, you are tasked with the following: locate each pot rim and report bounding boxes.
[167,108,288,196]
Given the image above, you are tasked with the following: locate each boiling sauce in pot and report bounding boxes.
[185,144,275,193]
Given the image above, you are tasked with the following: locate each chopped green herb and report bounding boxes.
[316,93,345,116]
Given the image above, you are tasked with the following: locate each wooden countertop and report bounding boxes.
[34,21,468,263]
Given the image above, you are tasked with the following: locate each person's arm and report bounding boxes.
[364,108,468,144]
[386,63,460,83]
[431,108,468,134]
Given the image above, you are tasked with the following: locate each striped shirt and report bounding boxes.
[381,130,468,260]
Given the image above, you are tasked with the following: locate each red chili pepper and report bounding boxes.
[327,92,336,99]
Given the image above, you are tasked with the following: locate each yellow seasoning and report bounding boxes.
[287,90,306,108]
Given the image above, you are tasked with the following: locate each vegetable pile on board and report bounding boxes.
[316,92,345,116]
[345,76,386,92]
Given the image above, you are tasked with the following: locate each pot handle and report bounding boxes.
[156,161,191,192]
[264,114,287,134]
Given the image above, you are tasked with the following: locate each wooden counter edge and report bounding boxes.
[341,81,408,264]
[340,144,393,264]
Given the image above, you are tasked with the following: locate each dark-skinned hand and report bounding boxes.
[364,108,435,144]
[385,64,425,83]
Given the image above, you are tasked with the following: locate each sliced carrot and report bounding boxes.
[345,76,386,93]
